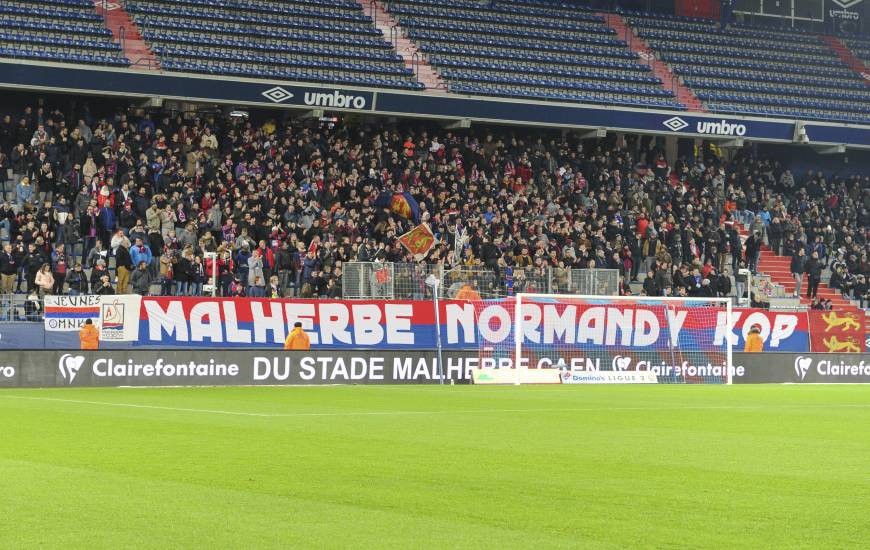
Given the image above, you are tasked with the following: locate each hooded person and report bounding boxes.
[744,324,763,352]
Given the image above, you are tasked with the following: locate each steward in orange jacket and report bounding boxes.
[79,319,99,350]
[744,324,763,352]
[284,322,311,350]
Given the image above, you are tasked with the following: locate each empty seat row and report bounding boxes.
[0,18,112,38]
[440,69,671,97]
[0,4,103,22]
[389,0,602,23]
[673,65,869,90]
[0,47,128,67]
[160,60,424,90]
[685,78,870,102]
[387,5,611,34]
[428,56,656,83]
[0,31,121,52]
[697,91,870,115]
[132,18,390,49]
[153,47,412,76]
[131,0,367,22]
[142,31,401,62]
[410,30,634,57]
[661,53,854,79]
[448,82,684,110]
[125,4,380,36]
[400,18,622,46]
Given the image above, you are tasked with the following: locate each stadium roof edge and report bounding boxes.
[0,59,867,149]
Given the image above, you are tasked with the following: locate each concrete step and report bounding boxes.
[367,0,443,91]
[96,3,159,71]
[601,12,704,112]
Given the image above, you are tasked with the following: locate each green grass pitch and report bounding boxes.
[1,384,868,548]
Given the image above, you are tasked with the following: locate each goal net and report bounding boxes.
[475,294,733,384]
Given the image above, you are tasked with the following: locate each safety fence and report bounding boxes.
[341,263,620,299]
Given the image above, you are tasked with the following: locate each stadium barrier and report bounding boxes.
[341,263,619,299]
[0,298,864,355]
[3,296,864,353]
[1,351,869,388]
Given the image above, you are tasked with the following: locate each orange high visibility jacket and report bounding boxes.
[79,324,100,350]
[744,332,763,352]
[284,327,311,350]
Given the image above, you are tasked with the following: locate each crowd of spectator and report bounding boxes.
[0,100,868,312]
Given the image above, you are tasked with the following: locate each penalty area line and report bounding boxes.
[2,395,870,418]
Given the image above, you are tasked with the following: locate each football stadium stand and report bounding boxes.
[621,10,870,124]
[0,0,866,312]
[125,0,424,89]
[385,0,685,109]
[0,0,129,68]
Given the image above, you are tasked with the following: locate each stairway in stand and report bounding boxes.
[601,12,704,111]
[96,2,159,70]
[736,226,853,308]
[365,1,446,91]
[820,35,870,86]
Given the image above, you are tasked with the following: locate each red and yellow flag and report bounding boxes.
[397,223,436,259]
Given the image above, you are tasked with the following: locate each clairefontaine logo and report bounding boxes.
[261,87,295,103]
[794,356,812,381]
[58,354,86,384]
[663,117,689,132]
[611,356,632,371]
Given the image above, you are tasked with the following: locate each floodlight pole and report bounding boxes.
[426,275,445,385]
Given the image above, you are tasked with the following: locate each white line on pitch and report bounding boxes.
[2,395,869,419]
[0,395,279,417]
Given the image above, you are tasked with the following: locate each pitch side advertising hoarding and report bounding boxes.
[0,350,476,387]
[1,350,869,387]
[735,352,870,384]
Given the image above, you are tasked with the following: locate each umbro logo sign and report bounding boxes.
[261,87,295,103]
[663,116,747,136]
[831,0,862,9]
[662,117,689,132]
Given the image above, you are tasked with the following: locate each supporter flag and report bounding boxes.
[454,221,468,261]
[397,223,436,260]
[808,309,865,353]
[377,191,421,222]
[44,295,100,331]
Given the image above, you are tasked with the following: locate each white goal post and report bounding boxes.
[511,293,734,385]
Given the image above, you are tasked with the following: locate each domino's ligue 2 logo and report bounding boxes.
[58,354,86,384]
[794,356,813,381]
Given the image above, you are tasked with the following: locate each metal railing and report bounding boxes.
[342,263,620,300]
[411,51,420,83]
[0,294,45,322]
